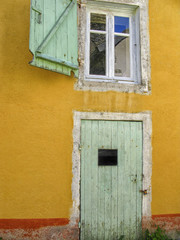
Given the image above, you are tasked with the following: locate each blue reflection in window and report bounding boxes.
[114,16,129,33]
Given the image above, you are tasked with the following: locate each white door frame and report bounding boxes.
[70,111,152,227]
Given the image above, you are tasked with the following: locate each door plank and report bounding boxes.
[130,122,138,239]
[97,121,105,240]
[84,120,92,239]
[117,121,125,239]
[103,121,112,240]
[91,121,99,240]
[111,121,118,240]
[136,122,143,238]
[80,120,86,240]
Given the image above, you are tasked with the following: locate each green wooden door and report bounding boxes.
[80,120,143,240]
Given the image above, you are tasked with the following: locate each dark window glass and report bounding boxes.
[90,33,106,75]
[91,13,106,31]
[114,16,129,34]
[98,149,118,166]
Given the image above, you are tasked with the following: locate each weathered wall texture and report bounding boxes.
[0,0,179,239]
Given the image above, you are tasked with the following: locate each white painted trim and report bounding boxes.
[86,9,134,81]
[71,111,152,226]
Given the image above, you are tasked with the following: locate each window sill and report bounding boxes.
[75,77,151,95]
[85,75,135,83]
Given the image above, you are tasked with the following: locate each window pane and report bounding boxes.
[90,13,106,31]
[90,33,106,75]
[114,36,130,77]
[114,16,129,34]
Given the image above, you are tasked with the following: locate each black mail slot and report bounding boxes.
[98,149,118,166]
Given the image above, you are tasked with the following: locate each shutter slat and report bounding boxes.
[37,0,74,53]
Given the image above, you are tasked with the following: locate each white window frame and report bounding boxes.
[85,8,138,83]
[76,0,151,94]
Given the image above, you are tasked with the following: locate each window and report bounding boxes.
[76,0,151,94]
[86,10,139,83]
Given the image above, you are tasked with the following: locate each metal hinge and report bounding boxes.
[32,6,42,15]
[77,0,82,8]
[32,6,42,24]
[78,58,82,67]
[78,144,82,151]
[139,189,148,195]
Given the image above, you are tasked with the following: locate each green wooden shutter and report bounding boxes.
[29,0,78,77]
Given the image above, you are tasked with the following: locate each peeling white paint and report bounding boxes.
[71,111,152,225]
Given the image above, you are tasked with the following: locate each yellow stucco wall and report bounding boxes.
[0,0,179,219]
